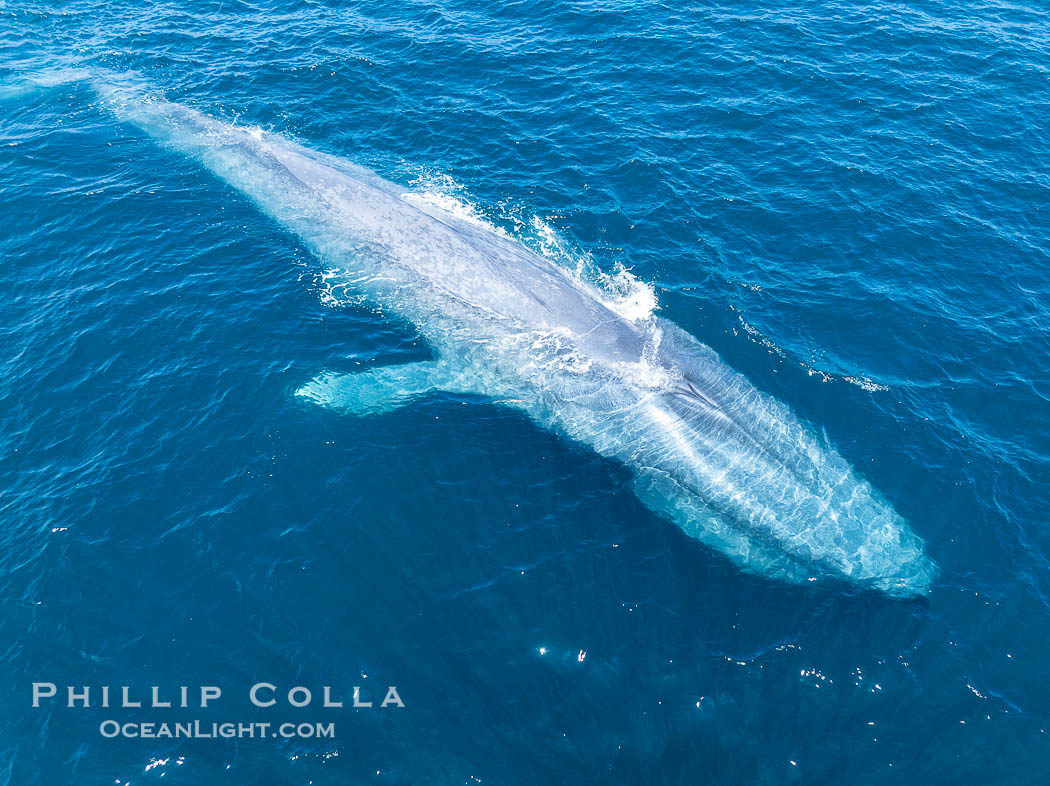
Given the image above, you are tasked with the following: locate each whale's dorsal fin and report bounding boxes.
[296,360,477,416]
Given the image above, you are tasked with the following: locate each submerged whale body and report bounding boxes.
[101,84,936,596]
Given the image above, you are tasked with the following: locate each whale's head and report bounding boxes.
[845,511,938,597]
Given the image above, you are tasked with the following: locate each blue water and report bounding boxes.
[2,1,1049,783]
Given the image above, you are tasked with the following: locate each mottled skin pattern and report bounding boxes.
[106,87,936,596]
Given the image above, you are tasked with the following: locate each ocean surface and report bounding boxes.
[2,1,1049,783]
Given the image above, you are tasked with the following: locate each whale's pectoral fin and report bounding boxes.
[296,361,468,416]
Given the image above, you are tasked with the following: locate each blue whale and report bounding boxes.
[101,85,936,596]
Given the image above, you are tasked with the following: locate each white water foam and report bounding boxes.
[404,173,660,325]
